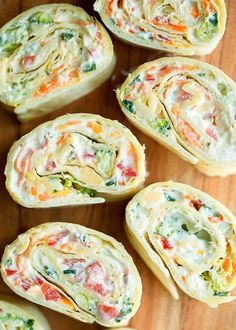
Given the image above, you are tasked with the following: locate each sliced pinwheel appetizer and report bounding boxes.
[0,4,115,122]
[117,57,236,177]
[126,181,236,306]
[94,0,226,55]
[0,294,50,330]
[1,222,142,327]
[5,113,146,207]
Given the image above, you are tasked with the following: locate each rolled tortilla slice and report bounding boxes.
[126,181,236,306]
[0,294,50,330]
[0,4,115,122]
[94,0,226,56]
[117,57,236,177]
[5,113,146,207]
[1,222,142,327]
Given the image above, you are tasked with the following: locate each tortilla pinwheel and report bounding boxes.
[5,113,146,207]
[117,57,236,177]
[1,222,142,327]
[126,181,236,306]
[0,3,115,121]
[0,295,50,330]
[94,0,226,55]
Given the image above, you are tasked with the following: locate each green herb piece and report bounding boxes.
[217,83,228,96]
[200,271,226,296]
[61,32,74,41]
[63,269,76,274]
[29,12,53,24]
[0,23,28,55]
[182,224,188,231]
[195,19,217,41]
[213,291,229,297]
[105,178,117,186]
[164,191,176,202]
[0,41,20,53]
[122,99,135,113]
[5,258,13,266]
[129,74,141,85]
[197,73,206,77]
[26,319,35,327]
[82,62,96,73]
[44,265,54,277]
[209,13,218,26]
[68,150,76,162]
[77,186,96,197]
[95,148,114,177]
[64,178,72,188]
[115,297,133,322]
[150,118,171,136]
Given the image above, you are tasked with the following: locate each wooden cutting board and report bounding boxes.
[0,1,236,329]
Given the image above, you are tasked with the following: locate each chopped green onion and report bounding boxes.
[29,12,53,24]
[83,62,96,73]
[61,32,74,41]
[209,13,218,26]
[122,100,135,113]
[77,187,96,197]
[63,269,76,274]
[150,119,171,136]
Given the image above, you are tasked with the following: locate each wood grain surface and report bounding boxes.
[0,1,236,329]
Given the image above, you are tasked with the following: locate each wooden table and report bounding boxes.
[0,1,236,329]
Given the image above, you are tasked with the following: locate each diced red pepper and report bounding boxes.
[64,258,86,267]
[161,238,173,250]
[48,231,68,246]
[124,167,137,178]
[76,261,110,297]
[117,162,124,170]
[21,279,31,291]
[5,269,17,276]
[35,277,44,286]
[97,303,119,321]
[190,199,203,211]
[22,55,36,67]
[206,128,218,141]
[46,160,57,171]
[41,283,61,301]
[84,153,95,158]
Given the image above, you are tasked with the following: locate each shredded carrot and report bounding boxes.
[75,19,87,27]
[87,122,103,134]
[38,193,49,202]
[222,257,231,272]
[35,76,60,96]
[191,3,201,18]
[201,0,215,13]
[31,187,37,196]
[56,134,66,145]
[69,69,79,79]
[129,143,138,170]
[178,119,202,148]
[20,149,33,171]
[111,130,121,139]
[60,243,72,251]
[182,276,186,283]
[152,18,187,33]
[61,297,75,308]
[232,258,236,276]
[57,121,80,131]
[51,64,64,76]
